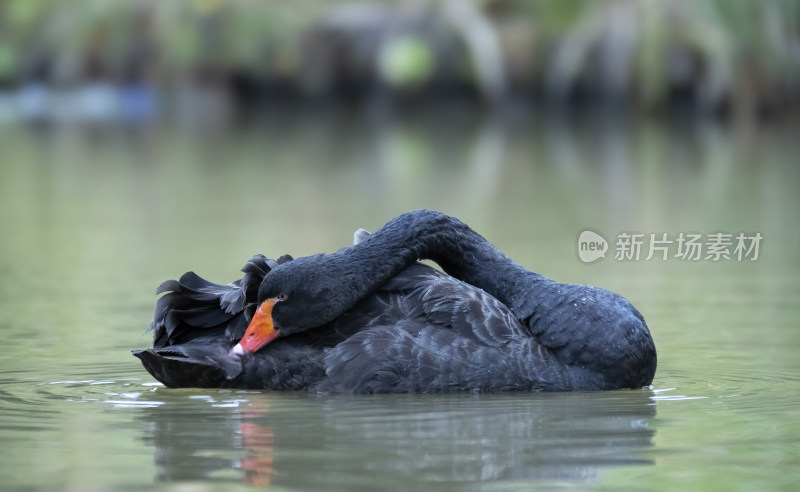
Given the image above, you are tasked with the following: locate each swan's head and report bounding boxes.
[231,254,346,356]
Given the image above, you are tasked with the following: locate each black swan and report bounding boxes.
[134,210,656,392]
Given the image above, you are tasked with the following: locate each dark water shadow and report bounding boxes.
[137,389,656,490]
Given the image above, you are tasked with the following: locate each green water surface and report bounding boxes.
[0,113,797,490]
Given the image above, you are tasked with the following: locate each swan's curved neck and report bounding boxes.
[349,210,545,316]
[337,210,656,390]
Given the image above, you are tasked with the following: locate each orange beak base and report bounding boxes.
[230,299,281,356]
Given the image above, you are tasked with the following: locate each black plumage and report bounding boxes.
[134,210,656,393]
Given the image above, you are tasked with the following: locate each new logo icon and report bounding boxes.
[578,230,608,263]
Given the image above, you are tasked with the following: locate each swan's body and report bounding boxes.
[134,211,656,392]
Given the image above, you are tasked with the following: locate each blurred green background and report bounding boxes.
[0,0,798,123]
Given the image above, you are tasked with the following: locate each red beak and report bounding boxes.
[230,299,281,356]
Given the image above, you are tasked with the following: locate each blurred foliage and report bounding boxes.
[497,0,800,112]
[379,36,436,87]
[0,0,797,114]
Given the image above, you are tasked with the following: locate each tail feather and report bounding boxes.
[132,345,241,388]
[148,254,280,348]
[221,254,278,313]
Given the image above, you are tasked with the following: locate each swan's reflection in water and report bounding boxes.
[238,410,275,487]
[139,390,655,489]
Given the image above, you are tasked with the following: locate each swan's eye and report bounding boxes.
[276,293,289,302]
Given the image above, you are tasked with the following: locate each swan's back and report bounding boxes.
[320,263,592,393]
